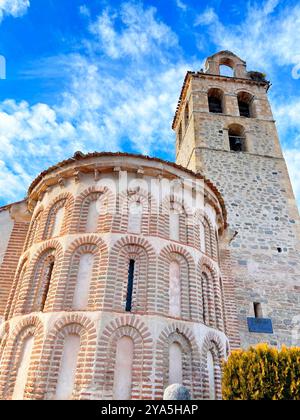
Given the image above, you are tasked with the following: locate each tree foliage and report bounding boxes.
[222,344,300,400]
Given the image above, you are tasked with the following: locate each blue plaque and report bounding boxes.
[247,318,273,334]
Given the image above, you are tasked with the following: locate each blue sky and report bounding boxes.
[0,0,299,209]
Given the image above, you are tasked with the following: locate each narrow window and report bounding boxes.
[52,206,65,237]
[128,201,142,234]
[170,209,180,241]
[184,102,189,130]
[40,261,54,311]
[126,260,135,312]
[169,261,181,317]
[12,336,34,400]
[254,302,263,318]
[178,122,182,146]
[169,342,183,385]
[73,253,94,310]
[55,334,80,400]
[113,336,134,400]
[207,351,216,400]
[86,199,99,233]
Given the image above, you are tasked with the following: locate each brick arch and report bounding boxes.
[113,188,157,236]
[193,209,206,252]
[0,316,44,400]
[203,215,218,260]
[41,192,74,240]
[54,235,109,311]
[157,244,197,321]
[155,323,201,399]
[24,205,44,250]
[5,252,30,319]
[0,322,9,366]
[201,331,225,400]
[198,257,224,332]
[105,236,156,313]
[160,194,194,245]
[70,186,115,234]
[95,315,153,400]
[37,314,97,400]
[15,240,64,315]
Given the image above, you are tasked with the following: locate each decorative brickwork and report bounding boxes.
[57,236,108,311]
[0,152,234,400]
[155,323,201,399]
[0,220,30,315]
[0,316,44,400]
[41,192,74,240]
[105,236,156,313]
[95,316,153,400]
[36,315,97,400]
[14,240,63,316]
[200,332,226,400]
[157,244,195,321]
[71,186,114,234]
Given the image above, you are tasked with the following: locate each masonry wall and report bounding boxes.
[175,70,300,348]
[0,202,30,321]
[0,155,235,400]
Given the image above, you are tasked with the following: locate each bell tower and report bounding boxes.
[174,51,300,348]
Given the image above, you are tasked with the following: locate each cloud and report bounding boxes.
[283,149,300,207]
[0,1,196,204]
[89,2,178,60]
[175,0,188,11]
[0,0,30,22]
[194,0,300,72]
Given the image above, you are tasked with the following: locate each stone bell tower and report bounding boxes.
[174,50,300,348]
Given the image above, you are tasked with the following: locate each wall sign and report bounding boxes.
[247,318,273,334]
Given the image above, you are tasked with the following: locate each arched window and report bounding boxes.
[208,88,224,114]
[44,199,66,239]
[128,200,143,234]
[219,65,234,77]
[12,335,34,400]
[52,206,65,237]
[237,92,255,118]
[72,253,94,310]
[219,58,235,77]
[201,272,210,325]
[228,124,246,152]
[207,351,216,400]
[55,334,80,400]
[125,259,135,312]
[169,342,183,385]
[169,208,180,241]
[169,261,181,317]
[32,251,55,312]
[199,220,206,253]
[113,336,134,400]
[86,199,99,233]
[26,211,43,249]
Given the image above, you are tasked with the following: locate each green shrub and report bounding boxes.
[222,344,300,400]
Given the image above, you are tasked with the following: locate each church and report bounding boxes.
[0,51,299,400]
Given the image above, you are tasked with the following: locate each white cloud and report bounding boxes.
[0,0,30,22]
[0,1,197,204]
[90,2,178,60]
[283,149,300,208]
[176,0,187,11]
[194,0,300,73]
